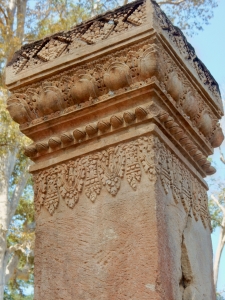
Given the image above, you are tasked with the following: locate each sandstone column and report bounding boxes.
[6,0,224,299]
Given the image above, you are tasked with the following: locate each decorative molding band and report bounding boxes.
[33,135,211,230]
[24,101,217,176]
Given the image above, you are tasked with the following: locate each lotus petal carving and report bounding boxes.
[36,141,49,153]
[206,165,216,175]
[197,111,212,136]
[166,72,183,101]
[37,82,65,116]
[70,74,99,104]
[210,126,224,148]
[139,47,163,80]
[7,93,35,124]
[182,91,198,119]
[103,62,131,91]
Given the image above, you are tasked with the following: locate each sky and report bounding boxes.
[188,0,225,295]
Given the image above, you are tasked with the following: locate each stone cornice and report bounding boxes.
[6,0,222,113]
[5,0,224,183]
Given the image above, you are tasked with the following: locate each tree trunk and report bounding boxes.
[0,236,7,300]
[16,0,28,43]
[214,217,225,288]
[0,188,9,300]
[0,149,29,299]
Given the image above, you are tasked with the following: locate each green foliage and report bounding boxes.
[209,196,224,231]
[208,177,225,231]
[0,89,33,297]
[4,286,33,300]
[5,192,34,297]
[216,292,225,300]
[162,0,218,36]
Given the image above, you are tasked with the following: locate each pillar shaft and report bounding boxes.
[6,0,223,299]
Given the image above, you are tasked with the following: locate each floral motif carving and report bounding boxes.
[171,155,182,204]
[124,142,141,190]
[98,146,125,196]
[156,142,172,194]
[58,160,85,208]
[33,135,211,230]
[180,167,192,213]
[138,136,157,182]
[192,177,201,222]
[83,155,101,202]
[44,172,59,215]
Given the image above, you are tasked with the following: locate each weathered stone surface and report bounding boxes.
[6,0,222,299]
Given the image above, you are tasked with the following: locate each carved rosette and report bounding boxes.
[33,135,211,230]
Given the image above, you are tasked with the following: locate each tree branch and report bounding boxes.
[0,5,8,25]
[219,147,225,165]
[157,0,186,5]
[9,170,30,224]
[5,253,19,284]
[5,148,18,184]
[211,194,225,216]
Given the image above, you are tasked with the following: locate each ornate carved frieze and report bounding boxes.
[7,39,223,154]
[33,135,211,230]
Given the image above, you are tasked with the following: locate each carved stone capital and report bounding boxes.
[6,1,220,299]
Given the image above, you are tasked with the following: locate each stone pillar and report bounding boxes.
[6,0,224,299]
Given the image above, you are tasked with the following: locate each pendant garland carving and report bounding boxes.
[33,135,211,230]
[98,146,126,196]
